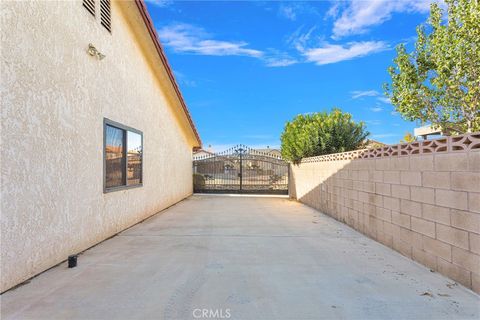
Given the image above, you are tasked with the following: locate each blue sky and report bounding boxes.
[145,0,437,151]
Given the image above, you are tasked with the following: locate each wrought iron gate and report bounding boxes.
[193,145,289,194]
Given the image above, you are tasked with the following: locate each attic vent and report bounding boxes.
[83,0,95,17]
[100,0,111,32]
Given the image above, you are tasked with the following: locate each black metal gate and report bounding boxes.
[193,145,289,194]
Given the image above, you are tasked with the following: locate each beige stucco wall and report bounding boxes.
[1,1,197,292]
[290,145,480,293]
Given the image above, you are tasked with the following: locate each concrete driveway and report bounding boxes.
[1,195,479,320]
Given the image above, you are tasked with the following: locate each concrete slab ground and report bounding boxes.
[1,195,479,320]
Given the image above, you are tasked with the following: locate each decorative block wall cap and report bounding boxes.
[301,132,480,163]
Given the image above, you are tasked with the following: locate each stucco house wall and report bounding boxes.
[289,133,480,293]
[1,1,200,292]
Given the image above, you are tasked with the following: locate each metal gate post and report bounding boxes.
[239,151,243,191]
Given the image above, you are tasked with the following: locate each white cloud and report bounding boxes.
[329,0,436,38]
[278,5,297,21]
[366,120,382,125]
[145,0,172,7]
[351,91,392,106]
[277,2,320,21]
[377,96,391,104]
[173,71,197,87]
[159,22,388,68]
[287,27,388,66]
[286,25,318,51]
[265,57,298,67]
[158,23,263,58]
[351,90,379,99]
[263,49,298,67]
[371,133,399,139]
[370,106,383,112]
[158,23,297,67]
[325,2,341,20]
[302,41,388,65]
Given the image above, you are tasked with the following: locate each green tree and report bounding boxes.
[400,132,417,143]
[384,0,480,134]
[281,109,369,163]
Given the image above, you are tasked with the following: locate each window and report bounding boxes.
[104,119,142,192]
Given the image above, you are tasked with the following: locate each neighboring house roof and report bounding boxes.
[193,149,215,157]
[414,125,443,137]
[357,140,387,150]
[193,149,212,154]
[254,148,281,155]
[134,0,201,147]
[365,140,386,148]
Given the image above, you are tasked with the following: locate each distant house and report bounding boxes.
[363,140,387,149]
[1,0,201,292]
[193,149,224,175]
[246,148,285,175]
[414,125,444,140]
[253,147,282,157]
[193,148,215,159]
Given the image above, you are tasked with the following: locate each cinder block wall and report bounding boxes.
[290,134,480,293]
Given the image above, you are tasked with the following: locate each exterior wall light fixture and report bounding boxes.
[87,43,106,60]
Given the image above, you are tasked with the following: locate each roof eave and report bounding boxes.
[134,0,202,148]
